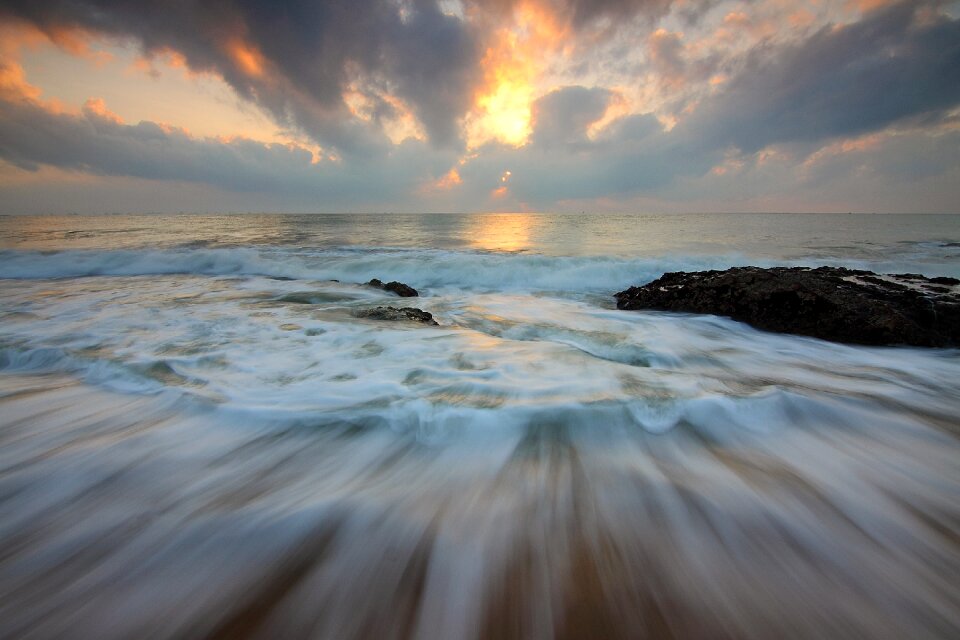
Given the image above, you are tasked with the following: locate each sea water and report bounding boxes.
[1,213,958,638]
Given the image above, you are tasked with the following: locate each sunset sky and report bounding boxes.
[0,0,958,213]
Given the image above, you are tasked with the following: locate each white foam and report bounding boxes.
[4,246,957,293]
[2,273,957,439]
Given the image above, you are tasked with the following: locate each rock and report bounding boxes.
[366,278,419,297]
[384,281,418,297]
[614,266,960,347]
[354,306,438,325]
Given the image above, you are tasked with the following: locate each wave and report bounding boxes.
[3,246,957,292]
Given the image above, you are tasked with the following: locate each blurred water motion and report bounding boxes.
[1,213,959,638]
[1,368,958,639]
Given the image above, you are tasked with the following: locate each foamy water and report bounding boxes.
[1,214,959,638]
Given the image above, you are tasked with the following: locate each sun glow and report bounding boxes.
[472,33,534,146]
[465,1,567,148]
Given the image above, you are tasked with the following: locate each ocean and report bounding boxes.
[1,213,958,638]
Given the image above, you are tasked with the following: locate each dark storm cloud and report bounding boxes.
[0,0,478,153]
[678,0,960,153]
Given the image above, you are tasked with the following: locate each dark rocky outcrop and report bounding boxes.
[367,278,419,297]
[354,306,438,325]
[615,266,960,347]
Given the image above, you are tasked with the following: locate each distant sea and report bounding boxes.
[1,213,958,638]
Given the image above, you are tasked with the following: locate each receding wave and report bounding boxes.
[1,368,958,639]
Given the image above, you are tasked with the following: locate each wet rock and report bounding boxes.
[615,266,960,347]
[354,306,438,325]
[384,281,419,297]
[366,278,419,296]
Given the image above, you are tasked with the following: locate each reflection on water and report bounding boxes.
[3,213,959,265]
[467,213,536,252]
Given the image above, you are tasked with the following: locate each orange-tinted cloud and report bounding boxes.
[344,86,427,144]
[226,38,266,78]
[0,59,41,101]
[419,167,463,194]
[0,23,48,103]
[803,132,886,168]
[81,97,123,124]
[586,89,630,138]
[438,167,463,188]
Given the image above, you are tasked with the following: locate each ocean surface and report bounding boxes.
[1,213,958,639]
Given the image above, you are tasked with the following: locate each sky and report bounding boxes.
[0,0,957,214]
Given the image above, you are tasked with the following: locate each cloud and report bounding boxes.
[0,0,479,154]
[452,0,960,211]
[677,0,960,153]
[465,0,679,30]
[0,86,457,207]
[0,0,958,213]
[531,86,613,146]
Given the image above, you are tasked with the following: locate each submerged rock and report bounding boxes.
[354,306,438,325]
[615,266,960,347]
[366,278,419,297]
[276,291,356,304]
